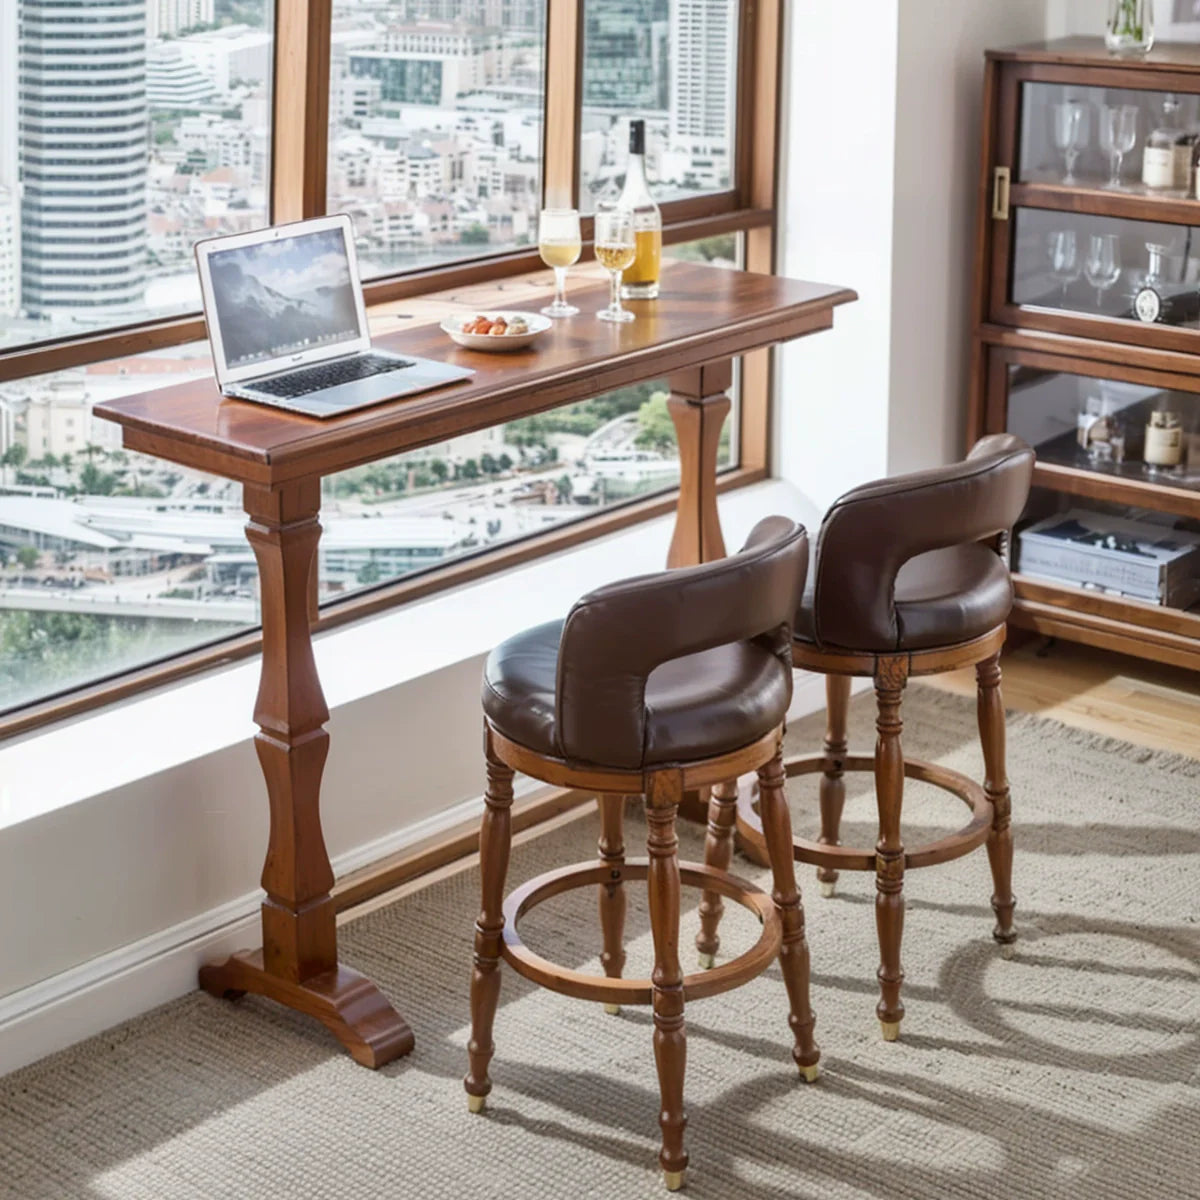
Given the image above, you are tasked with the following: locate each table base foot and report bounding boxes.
[199,949,415,1068]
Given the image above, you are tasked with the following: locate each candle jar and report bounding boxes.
[1106,0,1154,56]
[1144,407,1183,473]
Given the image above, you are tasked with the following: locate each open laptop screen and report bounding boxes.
[205,226,362,372]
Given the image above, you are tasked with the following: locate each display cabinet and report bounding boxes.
[972,39,1200,671]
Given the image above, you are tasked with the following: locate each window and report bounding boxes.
[1,0,273,354]
[326,1,544,277]
[579,0,737,209]
[0,1,780,727]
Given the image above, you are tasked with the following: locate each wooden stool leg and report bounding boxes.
[757,748,820,1081]
[695,779,738,968]
[873,658,908,1042]
[597,794,628,1013]
[817,674,852,898]
[646,773,688,1191]
[465,737,515,1113]
[977,652,1017,951]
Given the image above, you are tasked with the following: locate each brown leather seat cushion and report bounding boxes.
[795,543,1012,652]
[483,618,792,767]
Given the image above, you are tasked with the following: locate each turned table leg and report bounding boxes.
[198,479,414,1069]
[667,361,734,828]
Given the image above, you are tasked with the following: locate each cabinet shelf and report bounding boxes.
[1032,459,1200,520]
[1011,573,1200,671]
[1012,177,1200,226]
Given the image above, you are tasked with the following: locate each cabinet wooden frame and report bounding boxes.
[971,38,1200,671]
[0,0,786,734]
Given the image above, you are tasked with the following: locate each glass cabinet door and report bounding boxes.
[991,74,1200,352]
[995,351,1200,515]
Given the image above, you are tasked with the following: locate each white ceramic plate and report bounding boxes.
[441,311,552,352]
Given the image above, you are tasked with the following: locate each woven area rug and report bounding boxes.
[0,685,1197,1199]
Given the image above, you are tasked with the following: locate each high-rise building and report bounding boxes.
[17,0,149,317]
[0,0,18,317]
[148,0,215,41]
[0,187,19,317]
[668,0,735,186]
[583,1,667,111]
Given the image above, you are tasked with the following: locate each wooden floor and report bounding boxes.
[924,636,1200,757]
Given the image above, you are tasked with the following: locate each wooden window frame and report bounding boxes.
[0,0,785,736]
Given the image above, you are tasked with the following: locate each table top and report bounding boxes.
[94,263,855,487]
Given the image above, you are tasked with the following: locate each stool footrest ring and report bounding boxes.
[736,753,994,872]
[500,859,782,1005]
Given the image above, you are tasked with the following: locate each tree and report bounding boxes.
[480,453,498,475]
[555,475,573,502]
[16,546,39,570]
[356,561,382,585]
[430,458,448,483]
[2,444,26,470]
[80,463,118,495]
[498,453,513,472]
[460,222,490,245]
[461,458,480,481]
[634,392,677,454]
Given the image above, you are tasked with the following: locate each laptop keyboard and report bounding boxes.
[250,354,416,399]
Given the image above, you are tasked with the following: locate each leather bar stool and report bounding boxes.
[732,435,1035,1042]
[465,517,817,1191]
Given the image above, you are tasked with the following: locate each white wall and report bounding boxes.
[778,0,1053,506]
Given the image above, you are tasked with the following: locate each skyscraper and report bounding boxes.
[668,0,735,189]
[17,0,149,318]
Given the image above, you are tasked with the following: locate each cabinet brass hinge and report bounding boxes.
[992,166,1011,221]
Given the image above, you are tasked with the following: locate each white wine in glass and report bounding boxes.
[594,203,636,323]
[538,209,581,317]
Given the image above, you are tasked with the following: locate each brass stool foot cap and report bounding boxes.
[466,1094,486,1114]
[798,1062,820,1083]
[879,1020,901,1042]
[998,942,1017,961]
[697,952,716,970]
[603,1002,622,1015]
[663,1170,686,1192]
[819,882,836,899]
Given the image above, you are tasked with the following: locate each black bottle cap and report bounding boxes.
[629,119,645,155]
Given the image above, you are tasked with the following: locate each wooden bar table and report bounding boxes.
[94,263,855,1068]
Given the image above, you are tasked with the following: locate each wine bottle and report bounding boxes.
[619,119,662,300]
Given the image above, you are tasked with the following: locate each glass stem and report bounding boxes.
[554,265,567,307]
[609,269,622,316]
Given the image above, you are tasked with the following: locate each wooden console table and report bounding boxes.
[95,263,854,1068]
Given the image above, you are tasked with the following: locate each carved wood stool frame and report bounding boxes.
[735,625,1014,1043]
[465,721,820,1192]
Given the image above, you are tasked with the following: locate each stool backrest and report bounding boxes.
[556,515,809,768]
[811,434,1034,650]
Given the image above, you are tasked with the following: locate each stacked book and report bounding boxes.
[1017,508,1200,609]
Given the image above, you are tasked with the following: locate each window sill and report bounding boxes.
[0,479,820,833]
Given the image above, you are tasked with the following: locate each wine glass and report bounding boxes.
[1099,105,1138,189]
[1048,229,1082,304]
[1084,233,1122,309]
[1053,101,1089,184]
[538,208,581,318]
[594,202,636,324]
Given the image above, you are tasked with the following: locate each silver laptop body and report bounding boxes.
[194,214,473,419]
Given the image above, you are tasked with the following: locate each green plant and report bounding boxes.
[1109,0,1146,40]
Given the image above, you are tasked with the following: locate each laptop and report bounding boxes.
[194,214,473,418]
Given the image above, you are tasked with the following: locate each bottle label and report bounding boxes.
[1173,144,1194,190]
[1142,146,1176,189]
[1134,285,1163,323]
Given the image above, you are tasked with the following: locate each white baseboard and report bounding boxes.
[0,677,840,1079]
[0,784,537,1079]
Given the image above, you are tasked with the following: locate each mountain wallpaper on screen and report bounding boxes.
[209,229,361,368]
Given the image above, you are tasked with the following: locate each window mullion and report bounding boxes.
[271,0,332,223]
[542,0,583,209]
